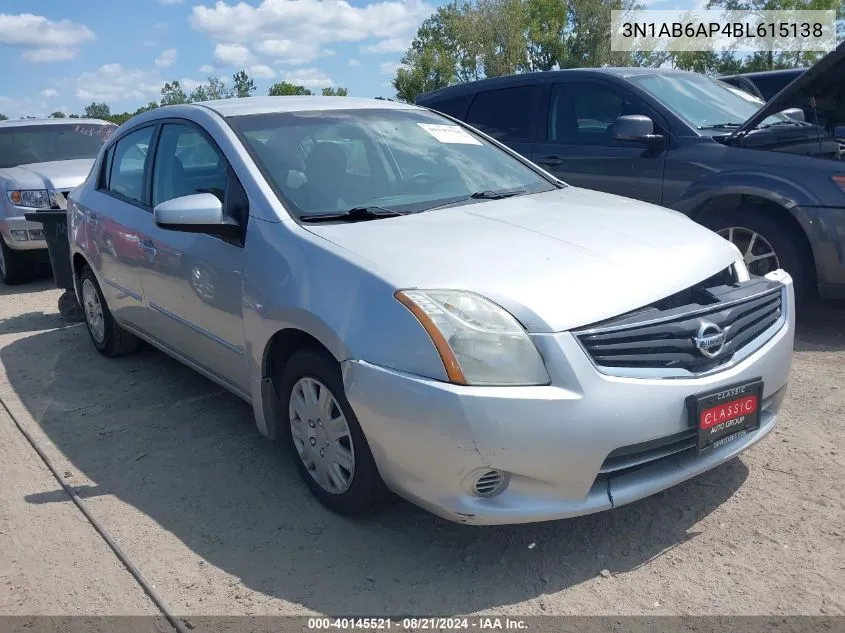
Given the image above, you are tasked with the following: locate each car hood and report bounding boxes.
[305,188,741,333]
[0,158,95,191]
[730,40,845,138]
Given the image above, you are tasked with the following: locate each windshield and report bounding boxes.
[628,73,793,130]
[0,123,116,169]
[229,108,557,218]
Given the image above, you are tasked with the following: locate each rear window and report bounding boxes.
[465,85,542,143]
[0,123,115,168]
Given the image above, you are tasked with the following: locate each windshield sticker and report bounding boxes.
[417,123,482,145]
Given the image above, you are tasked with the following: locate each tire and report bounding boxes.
[78,265,139,357]
[701,209,813,304]
[0,239,32,285]
[277,348,390,516]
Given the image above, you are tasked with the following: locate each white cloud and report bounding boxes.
[213,43,253,66]
[0,96,49,119]
[0,13,95,63]
[23,47,79,63]
[180,78,203,92]
[248,64,276,79]
[191,0,432,66]
[379,61,401,75]
[199,64,215,74]
[155,48,178,68]
[40,88,59,98]
[74,64,164,103]
[348,58,361,67]
[283,68,333,89]
[361,37,409,54]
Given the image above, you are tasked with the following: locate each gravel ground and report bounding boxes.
[0,277,843,617]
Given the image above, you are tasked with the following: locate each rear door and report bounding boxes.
[88,125,157,326]
[462,83,543,159]
[531,79,668,204]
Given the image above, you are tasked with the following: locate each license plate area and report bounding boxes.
[687,379,764,452]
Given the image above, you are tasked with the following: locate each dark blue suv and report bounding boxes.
[416,43,845,303]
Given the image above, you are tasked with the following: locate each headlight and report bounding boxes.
[8,190,54,209]
[395,289,550,386]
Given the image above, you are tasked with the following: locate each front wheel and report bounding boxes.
[0,239,31,285]
[701,210,813,303]
[277,349,390,515]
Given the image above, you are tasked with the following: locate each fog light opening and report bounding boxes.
[10,230,29,242]
[27,229,45,240]
[472,469,508,498]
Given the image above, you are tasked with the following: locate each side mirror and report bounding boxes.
[779,108,805,122]
[612,115,663,144]
[153,193,239,238]
[834,125,845,139]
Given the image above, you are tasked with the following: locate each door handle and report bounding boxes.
[138,238,158,257]
[88,212,99,226]
[536,156,564,167]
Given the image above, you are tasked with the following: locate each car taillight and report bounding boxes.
[833,175,845,193]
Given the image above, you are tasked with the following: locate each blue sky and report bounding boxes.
[0,0,437,118]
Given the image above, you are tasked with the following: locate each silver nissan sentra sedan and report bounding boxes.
[68,97,795,525]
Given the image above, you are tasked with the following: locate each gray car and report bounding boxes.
[68,97,795,525]
[0,118,116,284]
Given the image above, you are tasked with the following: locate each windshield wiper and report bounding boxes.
[697,123,743,130]
[424,189,528,212]
[299,206,408,224]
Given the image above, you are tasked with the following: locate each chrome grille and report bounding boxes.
[575,280,784,375]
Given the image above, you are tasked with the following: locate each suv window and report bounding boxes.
[421,93,474,119]
[465,85,541,143]
[548,83,650,144]
[152,124,227,206]
[107,126,155,204]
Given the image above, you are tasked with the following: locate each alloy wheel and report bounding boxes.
[288,376,356,495]
[718,227,781,277]
[82,278,106,344]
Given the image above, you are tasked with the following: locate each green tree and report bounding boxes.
[321,87,349,96]
[135,101,159,115]
[49,111,67,118]
[84,102,111,119]
[160,80,189,106]
[107,112,133,125]
[0,113,7,121]
[268,82,313,96]
[233,70,256,98]
[190,76,234,102]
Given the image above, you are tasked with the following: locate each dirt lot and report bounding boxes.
[1,277,844,617]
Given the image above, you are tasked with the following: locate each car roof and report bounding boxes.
[721,68,806,80]
[415,67,698,102]
[0,118,113,129]
[191,96,420,118]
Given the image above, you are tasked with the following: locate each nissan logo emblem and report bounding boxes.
[693,321,726,358]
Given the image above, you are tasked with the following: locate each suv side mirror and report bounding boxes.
[153,193,240,238]
[779,108,805,122]
[612,115,664,144]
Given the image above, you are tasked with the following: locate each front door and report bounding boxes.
[531,80,667,204]
[138,122,249,393]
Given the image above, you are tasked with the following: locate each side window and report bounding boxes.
[98,145,115,190]
[465,85,541,143]
[108,127,154,204]
[424,93,474,119]
[152,124,227,207]
[548,83,652,145]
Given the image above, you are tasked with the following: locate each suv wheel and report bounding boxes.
[277,348,390,515]
[0,239,31,285]
[702,210,812,303]
[79,266,139,357]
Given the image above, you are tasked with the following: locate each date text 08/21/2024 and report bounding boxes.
[307,617,529,630]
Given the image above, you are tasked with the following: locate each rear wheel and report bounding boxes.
[277,348,390,515]
[0,239,31,285]
[79,266,139,357]
[701,209,813,304]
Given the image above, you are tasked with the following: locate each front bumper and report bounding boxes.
[0,215,48,251]
[343,278,795,526]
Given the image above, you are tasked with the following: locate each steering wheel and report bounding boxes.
[409,172,440,187]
